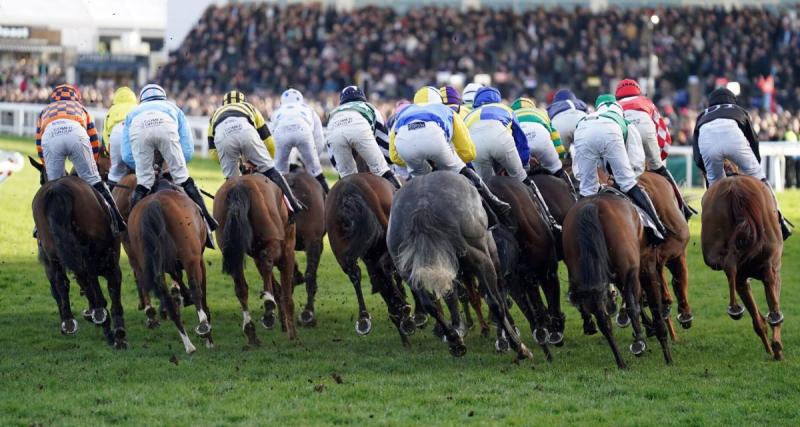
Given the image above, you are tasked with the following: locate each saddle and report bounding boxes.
[598,186,664,241]
[148,176,216,249]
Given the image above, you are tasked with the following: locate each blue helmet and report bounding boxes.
[340,85,366,104]
[139,84,167,102]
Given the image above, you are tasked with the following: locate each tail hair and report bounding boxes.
[395,205,463,298]
[727,180,763,254]
[43,184,85,273]
[140,200,177,294]
[335,180,383,259]
[221,183,253,276]
[570,203,612,305]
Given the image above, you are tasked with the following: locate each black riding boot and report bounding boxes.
[129,184,150,209]
[626,185,667,243]
[554,168,578,201]
[459,167,514,228]
[262,168,307,213]
[653,166,696,220]
[523,176,562,235]
[315,173,330,196]
[93,181,126,235]
[381,170,403,190]
[182,177,218,231]
[761,178,793,240]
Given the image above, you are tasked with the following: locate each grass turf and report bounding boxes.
[0,134,798,426]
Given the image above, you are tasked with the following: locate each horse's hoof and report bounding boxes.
[298,309,316,327]
[495,337,510,353]
[195,321,211,337]
[616,311,631,328]
[533,328,549,345]
[400,305,412,317]
[767,311,784,326]
[547,331,564,346]
[92,308,108,325]
[61,318,78,335]
[355,317,372,335]
[414,313,429,329]
[727,304,745,320]
[449,342,467,358]
[678,313,694,329]
[82,309,92,322]
[583,321,599,336]
[630,340,647,356]
[399,316,416,336]
[205,337,214,349]
[772,342,784,361]
[261,292,277,310]
[113,328,127,349]
[662,305,672,320]
[261,313,276,329]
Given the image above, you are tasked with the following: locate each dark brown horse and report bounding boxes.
[31,175,126,348]
[127,181,212,353]
[701,175,784,360]
[325,173,415,344]
[563,193,672,369]
[214,175,298,345]
[285,170,326,326]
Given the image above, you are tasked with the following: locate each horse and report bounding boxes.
[285,170,326,327]
[388,171,533,360]
[214,175,298,345]
[563,193,672,369]
[701,175,784,360]
[126,180,213,353]
[31,174,126,348]
[325,173,415,344]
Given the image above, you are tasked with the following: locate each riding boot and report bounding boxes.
[262,167,307,213]
[315,173,330,196]
[761,178,793,240]
[653,166,696,220]
[523,176,562,235]
[129,184,150,210]
[93,181,127,235]
[459,167,514,229]
[626,185,667,243]
[381,170,403,190]
[554,168,578,201]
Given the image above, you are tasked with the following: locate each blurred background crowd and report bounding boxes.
[3,3,800,149]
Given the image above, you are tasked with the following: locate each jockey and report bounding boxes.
[465,87,560,233]
[460,83,484,118]
[122,84,218,246]
[207,90,305,213]
[390,86,513,227]
[693,87,792,239]
[36,84,126,233]
[573,94,667,241]
[326,85,402,189]
[510,97,577,195]
[104,87,138,188]
[547,89,588,151]
[271,88,328,194]
[615,79,695,219]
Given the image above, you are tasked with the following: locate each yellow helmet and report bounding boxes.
[510,97,536,110]
[413,86,444,105]
[223,90,246,105]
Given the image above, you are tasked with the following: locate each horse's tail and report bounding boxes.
[570,203,612,305]
[140,200,176,293]
[395,205,462,298]
[727,180,762,253]
[43,184,84,273]
[335,180,382,259]
[221,183,253,276]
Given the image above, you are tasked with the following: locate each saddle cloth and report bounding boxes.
[598,186,664,241]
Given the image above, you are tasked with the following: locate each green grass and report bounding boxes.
[1,134,799,426]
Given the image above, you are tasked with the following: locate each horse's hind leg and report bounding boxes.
[579,306,598,335]
[762,270,783,360]
[467,283,490,337]
[541,269,566,346]
[277,243,297,340]
[154,275,195,354]
[623,272,647,357]
[343,259,372,335]
[458,283,474,329]
[416,289,466,357]
[411,287,429,329]
[186,258,213,348]
[78,273,114,345]
[254,249,279,331]
[232,267,259,346]
[365,257,414,344]
[667,255,693,329]
[591,302,627,370]
[104,264,127,349]
[298,239,322,326]
[641,267,673,365]
[443,288,466,338]
[726,266,745,320]
[46,260,78,335]
[734,275,772,357]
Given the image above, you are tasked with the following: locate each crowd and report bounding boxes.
[3,3,800,146]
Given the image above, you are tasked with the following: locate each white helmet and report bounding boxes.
[462,83,484,106]
[281,88,304,105]
[139,83,167,102]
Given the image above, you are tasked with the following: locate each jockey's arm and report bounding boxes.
[550,126,566,159]
[451,114,476,163]
[85,111,100,161]
[389,130,406,167]
[35,112,44,160]
[121,115,136,170]
[207,118,219,163]
[510,117,530,167]
[311,110,325,153]
[177,108,194,162]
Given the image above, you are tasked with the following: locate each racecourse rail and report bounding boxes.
[3,101,800,190]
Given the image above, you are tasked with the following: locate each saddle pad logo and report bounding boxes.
[408,122,426,130]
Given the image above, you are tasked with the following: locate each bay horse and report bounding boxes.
[285,170,326,327]
[31,175,126,348]
[214,175,297,346]
[127,180,212,353]
[563,193,672,369]
[388,171,533,360]
[701,175,784,360]
[325,173,415,344]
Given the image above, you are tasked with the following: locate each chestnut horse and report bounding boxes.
[701,175,784,360]
[31,175,126,348]
[563,193,672,369]
[214,175,297,346]
[127,180,212,353]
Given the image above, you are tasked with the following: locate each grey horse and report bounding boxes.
[387,171,533,360]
